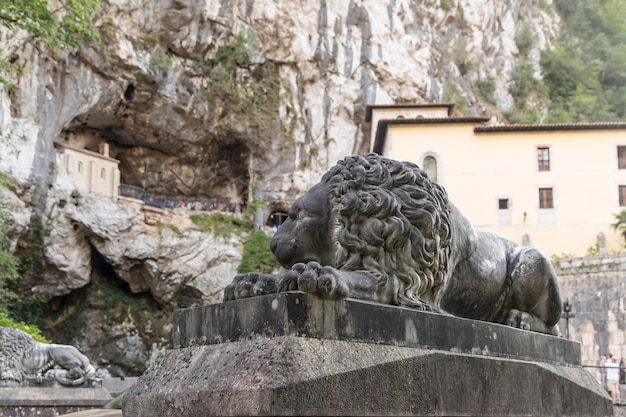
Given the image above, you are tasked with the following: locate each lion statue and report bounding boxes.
[0,327,95,386]
[224,154,562,335]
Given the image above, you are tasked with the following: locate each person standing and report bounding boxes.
[600,355,608,389]
[606,353,620,399]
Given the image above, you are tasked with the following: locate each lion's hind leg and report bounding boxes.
[506,247,562,335]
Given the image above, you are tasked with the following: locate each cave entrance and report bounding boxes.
[266,205,289,228]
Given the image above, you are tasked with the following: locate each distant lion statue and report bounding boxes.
[0,327,95,386]
[225,154,562,335]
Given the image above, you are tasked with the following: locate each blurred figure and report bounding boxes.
[600,355,608,389]
[606,353,620,399]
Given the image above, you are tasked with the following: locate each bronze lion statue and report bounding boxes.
[225,154,562,335]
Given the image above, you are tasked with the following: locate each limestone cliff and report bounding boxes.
[0,0,559,375]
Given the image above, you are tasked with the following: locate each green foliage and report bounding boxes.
[190,212,253,239]
[237,230,279,273]
[0,313,50,343]
[213,31,255,68]
[475,76,496,105]
[148,51,173,73]
[515,22,537,57]
[443,83,467,114]
[7,294,49,328]
[156,221,184,238]
[17,221,52,280]
[206,31,283,145]
[504,61,547,123]
[0,174,19,315]
[540,0,626,122]
[0,173,49,328]
[611,210,626,242]
[0,1,100,90]
[586,244,600,257]
[510,62,539,108]
[0,0,100,49]
[440,0,452,12]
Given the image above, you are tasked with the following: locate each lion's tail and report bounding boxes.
[55,364,95,386]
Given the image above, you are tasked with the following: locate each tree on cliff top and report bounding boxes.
[0,0,100,49]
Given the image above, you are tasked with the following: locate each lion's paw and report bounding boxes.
[505,309,533,331]
[280,262,349,300]
[223,273,279,301]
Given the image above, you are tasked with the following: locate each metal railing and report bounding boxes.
[118,184,244,213]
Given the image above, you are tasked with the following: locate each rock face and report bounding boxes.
[0,0,560,375]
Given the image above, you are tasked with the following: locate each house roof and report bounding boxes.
[372,116,626,155]
[474,121,626,133]
[54,142,120,163]
[372,116,490,154]
[365,103,456,122]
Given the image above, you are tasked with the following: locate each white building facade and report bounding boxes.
[368,104,626,257]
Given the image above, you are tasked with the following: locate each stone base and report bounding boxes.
[123,292,612,416]
[0,378,112,417]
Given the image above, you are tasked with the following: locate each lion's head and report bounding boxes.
[271,153,452,307]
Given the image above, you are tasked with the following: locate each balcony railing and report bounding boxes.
[118,184,243,213]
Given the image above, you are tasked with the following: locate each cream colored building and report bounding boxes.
[56,139,120,199]
[367,104,626,257]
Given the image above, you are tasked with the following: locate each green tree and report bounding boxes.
[611,210,626,243]
[0,0,100,49]
[542,0,626,122]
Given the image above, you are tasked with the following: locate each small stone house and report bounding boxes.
[55,138,120,200]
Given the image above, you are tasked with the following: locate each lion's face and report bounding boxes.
[270,183,335,268]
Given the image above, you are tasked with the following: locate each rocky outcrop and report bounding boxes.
[0,0,560,375]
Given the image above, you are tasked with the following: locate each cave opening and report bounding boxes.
[56,122,252,206]
[265,202,290,228]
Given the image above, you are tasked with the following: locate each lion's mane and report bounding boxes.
[0,327,38,381]
[321,154,451,307]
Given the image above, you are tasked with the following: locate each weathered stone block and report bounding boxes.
[123,292,613,416]
[0,378,112,417]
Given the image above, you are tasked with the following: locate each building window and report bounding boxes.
[77,161,83,173]
[619,186,626,206]
[618,146,626,169]
[100,168,106,179]
[539,187,554,209]
[423,156,438,182]
[537,147,550,171]
[497,198,511,225]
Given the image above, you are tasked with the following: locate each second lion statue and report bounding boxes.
[224,153,562,335]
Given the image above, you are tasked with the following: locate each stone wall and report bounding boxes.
[555,253,626,381]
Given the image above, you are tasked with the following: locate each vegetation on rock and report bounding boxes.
[507,0,626,123]
[237,230,279,274]
[190,212,253,239]
[0,173,49,341]
[0,0,100,48]
[0,178,19,314]
[541,0,626,122]
[0,0,100,86]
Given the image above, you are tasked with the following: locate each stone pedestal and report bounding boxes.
[0,378,111,417]
[123,292,612,416]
